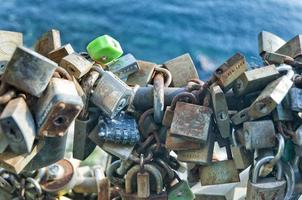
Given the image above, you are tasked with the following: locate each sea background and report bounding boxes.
[2,0,302,79]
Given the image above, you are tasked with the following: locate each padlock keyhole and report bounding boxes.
[53,116,66,126]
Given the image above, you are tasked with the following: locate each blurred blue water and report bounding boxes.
[1,0,302,79]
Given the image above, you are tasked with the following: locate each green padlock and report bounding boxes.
[168,174,195,200]
[86,35,123,64]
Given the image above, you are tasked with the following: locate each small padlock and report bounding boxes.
[106,53,139,80]
[0,30,23,62]
[86,35,123,64]
[199,159,240,185]
[170,101,213,142]
[232,64,280,96]
[258,31,286,55]
[60,53,93,79]
[165,129,200,151]
[248,67,293,120]
[35,77,83,137]
[246,156,286,200]
[163,53,199,87]
[126,60,156,87]
[34,29,61,56]
[289,87,302,112]
[276,34,302,60]
[0,97,36,154]
[210,84,230,138]
[47,43,74,64]
[90,67,133,118]
[3,46,58,97]
[243,120,276,150]
[168,173,195,200]
[213,52,247,91]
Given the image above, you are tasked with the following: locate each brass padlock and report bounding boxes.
[0,30,23,63]
[243,120,276,150]
[170,101,212,142]
[3,46,58,97]
[276,34,302,60]
[248,67,293,120]
[126,60,156,86]
[35,78,83,137]
[258,31,286,55]
[0,97,36,154]
[47,43,74,64]
[210,84,230,138]
[199,160,240,185]
[246,156,286,200]
[163,53,199,87]
[232,64,280,96]
[213,52,247,91]
[106,53,139,80]
[34,29,61,56]
[91,67,133,118]
[60,53,93,79]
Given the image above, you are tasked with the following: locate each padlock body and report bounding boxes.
[168,180,195,200]
[276,35,302,58]
[35,78,83,137]
[35,29,61,56]
[165,129,200,151]
[0,30,23,62]
[47,43,74,64]
[231,145,252,169]
[137,172,150,198]
[258,31,286,55]
[3,46,57,97]
[107,53,139,79]
[126,60,156,86]
[0,97,36,154]
[289,87,302,112]
[246,179,286,200]
[91,71,132,118]
[170,102,212,142]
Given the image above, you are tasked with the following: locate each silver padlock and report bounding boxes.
[0,97,36,154]
[35,78,83,137]
[276,34,302,61]
[3,46,58,97]
[258,31,286,55]
[243,120,276,150]
[90,67,133,118]
[47,43,74,64]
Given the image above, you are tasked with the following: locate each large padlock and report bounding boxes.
[232,64,280,96]
[276,34,302,61]
[106,53,139,80]
[170,101,212,142]
[2,46,58,97]
[0,30,23,64]
[163,53,199,87]
[86,35,123,64]
[0,97,36,154]
[47,43,74,64]
[248,66,293,120]
[258,31,286,55]
[34,29,61,56]
[35,77,83,137]
[176,128,215,164]
[243,120,276,150]
[210,84,230,138]
[198,159,240,185]
[60,53,93,79]
[168,173,195,200]
[246,156,286,200]
[213,52,247,91]
[90,67,133,118]
[126,60,156,87]
[0,141,44,174]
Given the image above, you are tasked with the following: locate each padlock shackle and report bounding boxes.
[268,134,285,167]
[106,160,125,187]
[170,92,197,110]
[154,66,172,87]
[153,72,165,124]
[125,164,163,195]
[252,155,283,183]
[155,159,175,180]
[276,64,294,80]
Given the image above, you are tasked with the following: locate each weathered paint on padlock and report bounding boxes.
[210,85,230,138]
[199,160,240,185]
[0,141,44,174]
[126,60,156,87]
[163,53,199,87]
[170,102,212,142]
[35,29,61,56]
[233,64,280,96]
[3,46,58,97]
[86,35,123,64]
[276,34,302,59]
[106,53,139,80]
[214,52,247,91]
[60,53,93,79]
[35,78,83,137]
[91,70,133,118]
[168,180,195,200]
[0,30,23,62]
[243,120,276,150]
[47,43,74,64]
[258,31,286,55]
[0,97,36,154]
[165,129,200,151]
[248,75,293,120]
